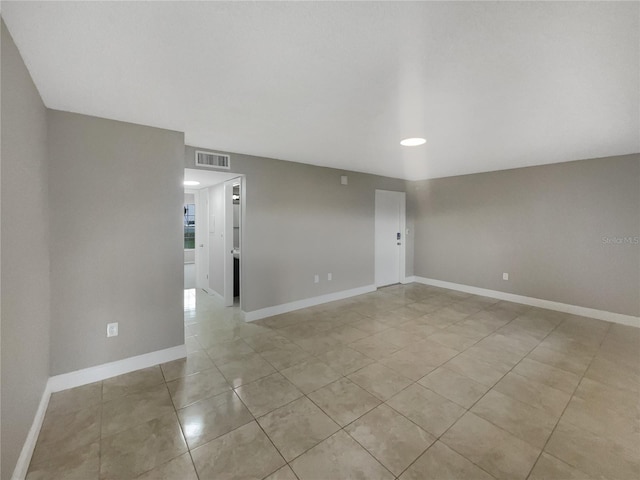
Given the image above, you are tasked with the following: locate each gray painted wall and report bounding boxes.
[1,21,51,480]
[48,111,185,375]
[185,146,410,313]
[409,154,640,317]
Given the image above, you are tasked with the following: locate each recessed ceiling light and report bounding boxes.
[400,137,426,146]
[183,180,200,186]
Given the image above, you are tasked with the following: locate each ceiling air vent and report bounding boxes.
[195,150,230,169]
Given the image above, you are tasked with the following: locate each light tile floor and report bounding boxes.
[27,284,640,479]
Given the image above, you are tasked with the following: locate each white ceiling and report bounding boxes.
[3,1,638,180]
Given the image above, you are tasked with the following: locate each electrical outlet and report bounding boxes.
[503,273,509,281]
[327,273,332,281]
[314,274,319,284]
[107,322,119,337]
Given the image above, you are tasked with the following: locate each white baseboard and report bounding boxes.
[402,276,416,284]
[48,344,187,393]
[243,284,377,322]
[12,344,187,479]
[413,276,640,328]
[11,383,51,480]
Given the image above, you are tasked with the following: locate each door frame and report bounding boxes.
[223,176,244,307]
[374,189,406,287]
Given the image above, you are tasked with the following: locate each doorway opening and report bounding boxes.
[183,168,245,311]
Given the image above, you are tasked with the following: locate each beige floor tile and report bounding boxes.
[216,352,276,387]
[46,382,102,416]
[166,368,231,409]
[539,333,600,358]
[379,349,438,381]
[444,353,507,387]
[265,465,298,480]
[293,329,344,352]
[545,420,640,480]
[308,377,381,427]
[387,383,465,437]
[258,397,340,461]
[194,329,243,350]
[191,421,285,480]
[347,363,413,401]
[528,453,594,480]
[399,441,495,480]
[418,313,459,329]
[260,343,313,370]
[161,351,216,382]
[526,343,593,375]
[234,372,303,417]
[418,366,490,408]
[232,321,273,339]
[375,327,420,347]
[135,453,198,480]
[314,345,375,375]
[471,389,557,448]
[241,332,289,351]
[428,330,481,351]
[280,359,341,394]
[404,301,443,315]
[100,413,187,480]
[349,335,402,359]
[206,338,255,365]
[26,442,100,480]
[480,332,538,356]
[346,404,435,475]
[351,318,392,334]
[177,390,253,448]
[184,335,202,354]
[402,339,460,367]
[429,306,470,322]
[448,301,484,316]
[493,372,570,417]
[561,396,640,450]
[396,319,440,338]
[584,356,640,393]
[31,404,100,464]
[441,412,540,480]
[573,377,640,419]
[462,310,515,332]
[290,430,393,480]
[463,342,523,371]
[101,383,175,437]
[512,357,581,394]
[328,324,371,343]
[102,366,165,401]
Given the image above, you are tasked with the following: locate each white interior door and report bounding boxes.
[375,190,406,287]
[195,189,209,289]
